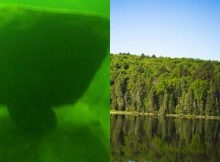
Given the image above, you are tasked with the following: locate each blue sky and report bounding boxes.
[111,0,220,60]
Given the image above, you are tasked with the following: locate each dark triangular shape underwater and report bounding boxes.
[0,6,109,132]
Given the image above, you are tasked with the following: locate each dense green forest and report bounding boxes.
[110,53,220,116]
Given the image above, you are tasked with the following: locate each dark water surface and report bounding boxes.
[111,115,220,162]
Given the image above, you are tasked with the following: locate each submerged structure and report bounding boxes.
[0,6,109,132]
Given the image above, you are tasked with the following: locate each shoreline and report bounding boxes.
[110,110,220,120]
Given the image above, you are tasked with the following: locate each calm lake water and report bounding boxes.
[111,115,220,162]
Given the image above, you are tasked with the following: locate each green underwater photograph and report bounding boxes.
[111,0,220,162]
[0,0,109,162]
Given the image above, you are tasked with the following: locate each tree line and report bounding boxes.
[110,53,220,116]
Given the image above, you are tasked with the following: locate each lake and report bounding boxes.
[111,115,220,162]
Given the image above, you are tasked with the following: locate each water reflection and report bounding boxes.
[111,115,220,162]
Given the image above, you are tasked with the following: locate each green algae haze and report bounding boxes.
[0,1,109,162]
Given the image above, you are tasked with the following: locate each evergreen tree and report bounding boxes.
[159,90,169,115]
[148,88,157,113]
[184,88,194,114]
[136,78,146,112]
[205,83,217,116]
[168,92,175,114]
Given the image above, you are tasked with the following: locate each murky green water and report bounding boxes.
[111,115,220,162]
[0,0,109,17]
[0,1,109,162]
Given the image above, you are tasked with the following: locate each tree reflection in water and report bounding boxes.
[111,115,220,162]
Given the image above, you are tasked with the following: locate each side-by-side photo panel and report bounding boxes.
[110,1,220,162]
[0,0,109,162]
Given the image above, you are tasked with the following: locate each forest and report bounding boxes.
[110,53,220,116]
